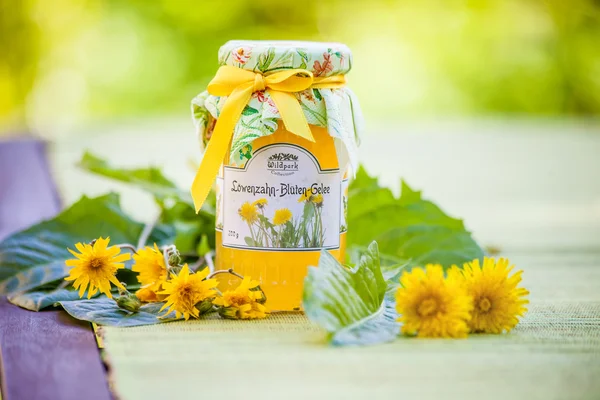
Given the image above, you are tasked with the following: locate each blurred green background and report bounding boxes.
[1,0,599,136]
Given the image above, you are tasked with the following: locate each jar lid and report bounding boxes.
[218,40,352,77]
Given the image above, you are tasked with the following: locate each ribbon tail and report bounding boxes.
[191,84,253,212]
[269,91,315,143]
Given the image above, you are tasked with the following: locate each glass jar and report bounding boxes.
[191,41,363,310]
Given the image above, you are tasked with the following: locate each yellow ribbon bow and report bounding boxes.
[191,65,346,212]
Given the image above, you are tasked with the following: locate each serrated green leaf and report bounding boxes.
[303,242,399,346]
[0,193,171,295]
[347,167,483,270]
[58,296,181,327]
[8,288,100,311]
[79,152,188,203]
[398,180,422,205]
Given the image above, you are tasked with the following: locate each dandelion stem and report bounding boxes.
[318,208,324,246]
[259,223,271,247]
[257,209,272,247]
[207,268,244,280]
[248,222,258,246]
[311,202,319,247]
[137,215,159,249]
[253,221,268,247]
[204,251,215,274]
[118,243,137,254]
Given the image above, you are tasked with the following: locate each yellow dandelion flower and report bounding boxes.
[459,257,529,333]
[396,264,473,338]
[311,194,323,204]
[273,208,293,226]
[238,201,259,223]
[297,188,312,202]
[132,243,167,292]
[213,276,268,319]
[65,237,130,299]
[253,198,268,209]
[159,265,218,320]
[135,286,160,302]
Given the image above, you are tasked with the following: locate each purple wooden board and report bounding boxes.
[0,139,111,400]
[0,139,61,241]
[0,298,111,400]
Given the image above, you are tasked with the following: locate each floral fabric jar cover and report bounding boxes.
[192,41,363,170]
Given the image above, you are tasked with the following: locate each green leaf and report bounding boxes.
[79,153,216,256]
[8,288,99,311]
[0,263,70,295]
[79,152,188,203]
[241,106,259,116]
[347,245,409,282]
[257,48,276,72]
[58,297,181,327]
[196,234,211,257]
[297,49,309,61]
[161,200,215,254]
[270,50,294,70]
[297,50,309,69]
[303,242,399,346]
[0,193,171,295]
[347,167,483,270]
[313,89,323,101]
[302,200,314,220]
[257,214,274,229]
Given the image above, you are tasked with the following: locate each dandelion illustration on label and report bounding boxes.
[238,201,261,246]
[236,190,328,249]
[273,208,292,225]
[253,198,268,209]
[224,144,341,251]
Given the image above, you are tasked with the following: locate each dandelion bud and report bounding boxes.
[195,299,214,315]
[167,248,181,267]
[115,293,141,313]
[212,276,269,320]
[218,306,240,320]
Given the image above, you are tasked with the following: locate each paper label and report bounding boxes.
[220,143,341,251]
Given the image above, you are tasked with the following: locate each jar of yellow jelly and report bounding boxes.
[191,41,363,310]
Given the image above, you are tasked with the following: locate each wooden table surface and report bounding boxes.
[1,119,599,399]
[0,140,111,400]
